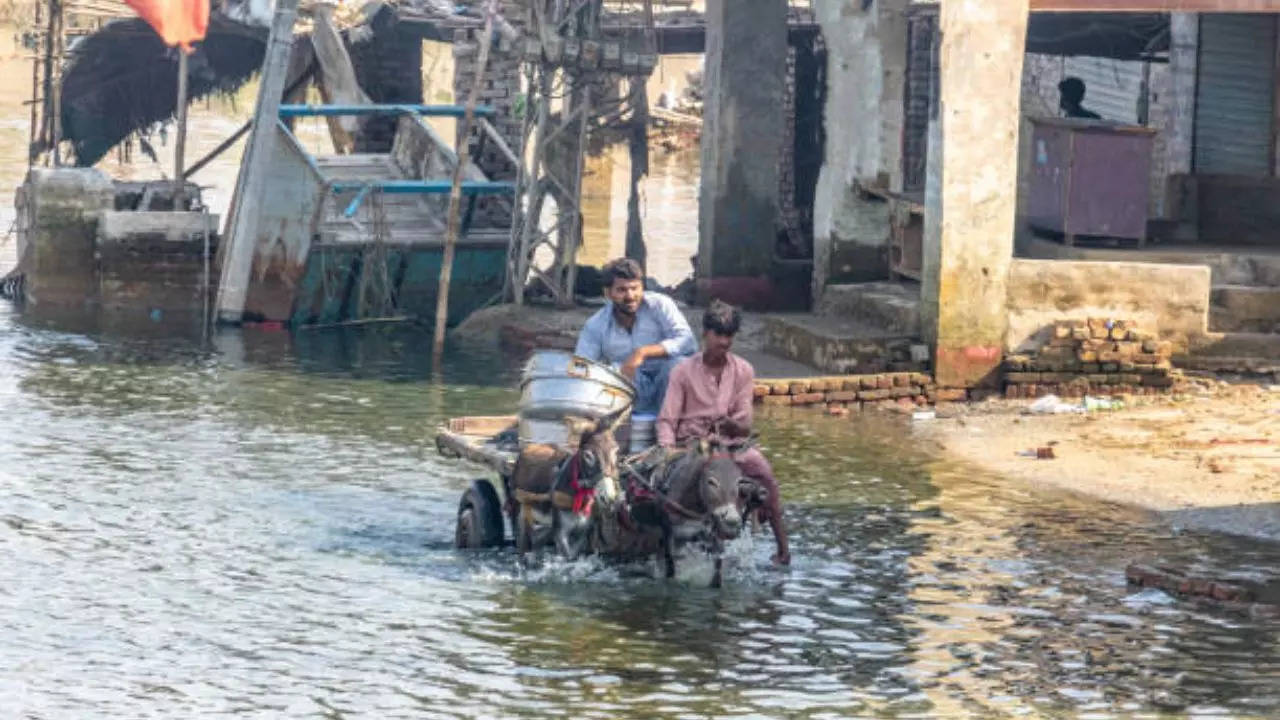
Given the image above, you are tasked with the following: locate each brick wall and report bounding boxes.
[350,27,425,153]
[451,22,523,230]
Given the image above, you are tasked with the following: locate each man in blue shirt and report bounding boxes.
[575,258,697,414]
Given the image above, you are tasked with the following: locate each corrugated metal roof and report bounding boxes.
[1064,56,1146,123]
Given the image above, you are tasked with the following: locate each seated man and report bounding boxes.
[575,258,697,414]
[656,300,791,566]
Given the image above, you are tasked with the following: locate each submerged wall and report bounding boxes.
[97,212,219,316]
[18,168,115,307]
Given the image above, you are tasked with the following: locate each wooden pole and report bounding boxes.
[49,0,63,166]
[432,0,497,364]
[28,0,42,169]
[174,50,189,209]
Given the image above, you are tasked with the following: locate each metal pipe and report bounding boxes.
[174,50,189,209]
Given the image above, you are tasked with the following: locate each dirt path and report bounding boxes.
[930,382,1280,542]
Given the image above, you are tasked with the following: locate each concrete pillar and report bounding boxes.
[697,0,788,308]
[811,0,908,305]
[921,0,1029,388]
[18,168,115,308]
[1166,14,1198,180]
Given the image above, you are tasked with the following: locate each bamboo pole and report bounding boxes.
[432,0,498,365]
[174,50,189,209]
[28,1,42,169]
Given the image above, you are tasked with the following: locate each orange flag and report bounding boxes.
[124,0,210,52]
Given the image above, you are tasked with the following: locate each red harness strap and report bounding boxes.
[566,453,595,517]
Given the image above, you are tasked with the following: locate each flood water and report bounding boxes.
[2,304,1278,718]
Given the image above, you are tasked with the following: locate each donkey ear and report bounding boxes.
[563,417,592,448]
[595,408,627,435]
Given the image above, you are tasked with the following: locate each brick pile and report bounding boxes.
[753,372,966,411]
[1004,319,1181,399]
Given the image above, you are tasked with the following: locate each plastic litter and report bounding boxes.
[912,410,936,422]
[1084,396,1125,413]
[1028,395,1084,415]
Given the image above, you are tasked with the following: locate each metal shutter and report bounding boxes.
[1063,56,1144,124]
[1194,14,1276,176]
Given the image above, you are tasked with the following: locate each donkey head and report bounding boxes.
[697,454,745,540]
[562,411,625,503]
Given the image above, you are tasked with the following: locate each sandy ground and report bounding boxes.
[929,381,1280,543]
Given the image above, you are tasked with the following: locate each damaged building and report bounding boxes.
[746,0,1280,387]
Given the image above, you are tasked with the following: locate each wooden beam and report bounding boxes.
[215,0,299,325]
[1031,0,1280,11]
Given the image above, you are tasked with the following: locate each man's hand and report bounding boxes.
[620,349,646,379]
[715,417,749,438]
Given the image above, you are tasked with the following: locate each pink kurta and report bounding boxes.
[656,352,754,447]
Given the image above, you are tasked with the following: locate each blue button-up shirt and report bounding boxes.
[574,292,697,366]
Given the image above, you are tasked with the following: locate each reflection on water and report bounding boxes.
[1,303,1278,717]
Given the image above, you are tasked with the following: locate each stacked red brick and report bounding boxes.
[1004,319,1180,399]
[753,372,966,410]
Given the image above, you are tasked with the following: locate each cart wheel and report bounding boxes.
[455,481,504,549]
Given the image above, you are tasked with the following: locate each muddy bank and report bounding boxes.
[923,382,1280,543]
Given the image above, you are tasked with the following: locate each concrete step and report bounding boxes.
[1209,285,1280,333]
[817,281,922,335]
[764,313,926,375]
[1181,331,1280,373]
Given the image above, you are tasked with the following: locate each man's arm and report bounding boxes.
[574,312,605,362]
[656,361,687,447]
[719,360,755,437]
[620,295,695,377]
[654,295,697,358]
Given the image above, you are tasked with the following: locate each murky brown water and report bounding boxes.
[2,27,1280,720]
[2,306,1278,718]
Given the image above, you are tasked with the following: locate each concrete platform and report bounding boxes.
[816,281,921,335]
[1020,235,1280,286]
[764,313,925,374]
[1210,285,1280,333]
[1181,331,1280,373]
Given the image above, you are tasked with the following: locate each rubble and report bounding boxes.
[1004,318,1184,400]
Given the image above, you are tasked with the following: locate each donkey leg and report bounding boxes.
[659,515,676,579]
[554,513,576,560]
[711,557,723,589]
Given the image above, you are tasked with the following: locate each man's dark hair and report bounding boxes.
[1058,77,1086,105]
[703,300,741,336]
[602,258,644,288]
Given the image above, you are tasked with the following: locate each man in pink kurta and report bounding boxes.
[657,301,791,565]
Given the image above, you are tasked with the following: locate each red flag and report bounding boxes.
[124,0,210,52]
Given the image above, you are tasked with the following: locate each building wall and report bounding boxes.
[1005,258,1211,353]
[350,28,425,152]
[811,0,908,301]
